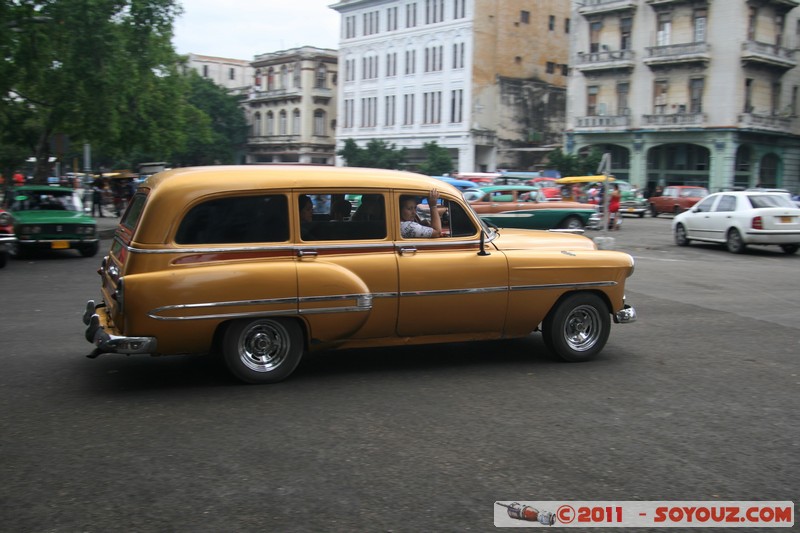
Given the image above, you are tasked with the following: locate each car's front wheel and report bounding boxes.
[542,293,610,362]
[222,318,304,384]
[559,216,584,230]
[726,228,746,254]
[780,244,799,255]
[674,223,690,246]
[80,242,99,257]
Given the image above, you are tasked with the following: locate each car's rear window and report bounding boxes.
[747,194,795,209]
[121,192,147,231]
[175,195,289,244]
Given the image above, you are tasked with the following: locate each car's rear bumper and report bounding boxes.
[83,300,157,356]
[744,230,800,244]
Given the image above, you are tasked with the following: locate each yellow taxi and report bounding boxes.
[83,166,636,383]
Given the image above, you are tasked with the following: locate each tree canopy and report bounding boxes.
[415,141,453,176]
[546,147,604,177]
[0,0,245,180]
[337,138,408,169]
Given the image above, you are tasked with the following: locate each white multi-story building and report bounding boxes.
[330,0,572,172]
[184,53,253,96]
[244,47,338,165]
[568,0,800,193]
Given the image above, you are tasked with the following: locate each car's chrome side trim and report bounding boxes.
[121,239,483,255]
[510,281,617,291]
[399,286,507,297]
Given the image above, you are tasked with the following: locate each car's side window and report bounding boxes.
[175,195,289,244]
[447,199,478,238]
[694,195,716,213]
[299,192,387,241]
[715,195,736,212]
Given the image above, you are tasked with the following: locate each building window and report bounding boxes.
[549,15,555,31]
[362,56,378,80]
[266,111,274,135]
[387,6,398,31]
[386,52,397,77]
[772,82,781,115]
[693,9,707,42]
[267,67,275,90]
[565,18,570,34]
[406,3,417,28]
[279,110,288,135]
[450,89,463,123]
[385,95,396,126]
[425,0,444,24]
[202,65,209,77]
[776,14,785,46]
[744,78,754,113]
[345,58,355,82]
[621,17,632,50]
[617,83,629,115]
[294,62,302,87]
[343,99,354,128]
[315,63,327,88]
[253,112,261,136]
[229,68,235,81]
[345,15,357,38]
[520,11,530,24]
[452,42,465,69]
[654,80,668,114]
[361,97,377,127]
[689,78,704,113]
[423,91,442,124]
[587,86,598,115]
[657,13,671,46]
[314,110,326,136]
[363,11,380,35]
[405,50,416,75]
[292,109,301,135]
[561,64,569,76]
[546,62,555,74]
[404,94,415,125]
[748,6,757,41]
[589,21,602,53]
[791,86,798,116]
[454,0,466,19]
[425,45,443,72]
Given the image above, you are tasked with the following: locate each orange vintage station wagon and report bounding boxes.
[83,166,636,383]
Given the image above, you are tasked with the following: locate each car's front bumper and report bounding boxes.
[19,237,98,250]
[83,300,157,357]
[0,233,15,253]
[614,304,637,324]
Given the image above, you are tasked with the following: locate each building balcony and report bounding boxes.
[645,0,704,5]
[575,49,636,72]
[247,87,303,103]
[248,135,302,145]
[575,115,631,129]
[644,42,710,68]
[577,0,637,16]
[738,113,793,133]
[741,41,797,71]
[642,113,705,128]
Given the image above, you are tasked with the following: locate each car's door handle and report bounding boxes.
[297,249,318,257]
[399,246,417,255]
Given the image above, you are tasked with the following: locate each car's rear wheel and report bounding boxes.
[542,293,610,362]
[726,228,746,254]
[222,318,304,384]
[559,216,584,230]
[674,223,690,246]
[780,244,799,255]
[673,206,682,215]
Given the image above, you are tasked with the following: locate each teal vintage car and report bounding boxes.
[467,185,598,230]
[4,185,98,258]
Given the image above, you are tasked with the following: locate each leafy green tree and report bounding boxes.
[170,71,247,166]
[547,147,604,177]
[415,141,453,176]
[337,138,407,169]
[0,0,185,181]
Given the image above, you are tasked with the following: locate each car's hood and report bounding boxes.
[12,210,96,225]
[491,228,597,251]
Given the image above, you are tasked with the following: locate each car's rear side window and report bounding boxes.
[176,195,289,244]
[121,193,147,231]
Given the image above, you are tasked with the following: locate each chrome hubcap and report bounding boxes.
[563,305,602,351]
[239,322,289,373]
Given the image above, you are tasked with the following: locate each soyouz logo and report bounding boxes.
[494,501,794,528]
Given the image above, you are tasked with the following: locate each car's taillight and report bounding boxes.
[752,216,763,230]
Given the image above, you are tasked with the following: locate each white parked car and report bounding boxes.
[672,191,800,254]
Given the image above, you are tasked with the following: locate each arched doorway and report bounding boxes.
[647,143,710,191]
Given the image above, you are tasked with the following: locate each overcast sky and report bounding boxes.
[172,0,341,60]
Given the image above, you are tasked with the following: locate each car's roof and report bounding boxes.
[707,190,787,196]
[669,185,707,189]
[14,184,75,192]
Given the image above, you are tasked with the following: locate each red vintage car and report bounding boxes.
[649,186,708,216]
[0,208,14,268]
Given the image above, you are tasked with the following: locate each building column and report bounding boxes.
[709,135,736,192]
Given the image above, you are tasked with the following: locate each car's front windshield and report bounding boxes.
[684,188,708,197]
[11,190,82,212]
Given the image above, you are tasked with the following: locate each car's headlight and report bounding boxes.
[0,213,11,226]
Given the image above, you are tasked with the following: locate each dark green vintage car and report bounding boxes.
[466,185,598,230]
[4,185,98,258]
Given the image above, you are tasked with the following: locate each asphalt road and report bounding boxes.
[0,216,797,532]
